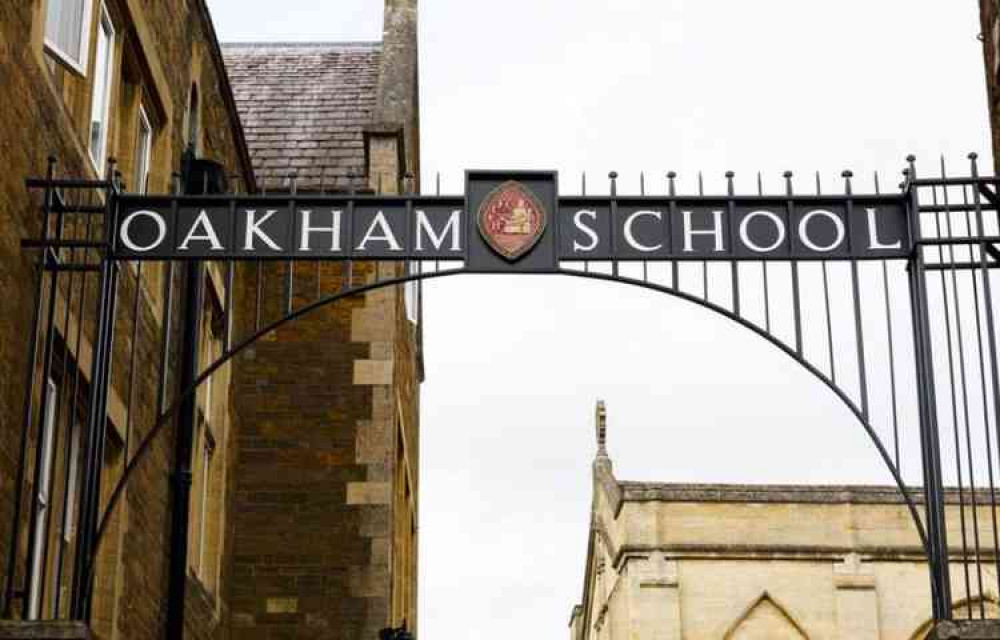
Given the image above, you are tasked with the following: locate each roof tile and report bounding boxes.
[222,42,381,191]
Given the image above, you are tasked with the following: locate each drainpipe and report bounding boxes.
[165,151,226,638]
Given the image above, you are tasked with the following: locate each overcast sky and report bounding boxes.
[207,1,992,637]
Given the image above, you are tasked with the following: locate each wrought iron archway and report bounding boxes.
[7,153,1000,631]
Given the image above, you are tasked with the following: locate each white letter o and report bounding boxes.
[120,209,167,253]
[798,209,845,253]
[739,210,786,253]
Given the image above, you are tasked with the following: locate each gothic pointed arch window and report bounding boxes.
[723,592,809,640]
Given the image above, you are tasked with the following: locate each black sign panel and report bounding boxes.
[113,174,910,265]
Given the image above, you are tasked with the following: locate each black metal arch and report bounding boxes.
[87,263,930,595]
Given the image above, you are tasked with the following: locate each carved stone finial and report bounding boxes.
[596,400,608,456]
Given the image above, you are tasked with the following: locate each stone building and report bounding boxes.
[0,0,253,637]
[570,402,999,640]
[0,0,420,638]
[220,3,422,637]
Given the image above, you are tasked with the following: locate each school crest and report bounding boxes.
[477,181,547,261]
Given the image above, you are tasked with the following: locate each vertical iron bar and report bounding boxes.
[225,180,237,352]
[52,192,80,573]
[760,173,771,332]
[582,172,589,274]
[932,185,973,616]
[907,155,953,621]
[123,261,142,465]
[817,173,836,383]
[970,153,1000,607]
[286,175,297,315]
[3,157,56,617]
[23,159,69,619]
[668,172,678,289]
[53,192,95,619]
[165,256,203,639]
[699,172,707,299]
[844,170,870,420]
[785,171,803,355]
[158,174,181,415]
[726,171,739,315]
[73,160,122,619]
[640,172,648,282]
[21,158,66,620]
[875,171,902,470]
[962,178,1000,601]
[609,172,619,278]
[940,177,987,613]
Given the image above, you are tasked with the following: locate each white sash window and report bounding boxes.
[88,6,115,171]
[44,0,93,74]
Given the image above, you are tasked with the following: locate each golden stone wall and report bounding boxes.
[571,409,999,640]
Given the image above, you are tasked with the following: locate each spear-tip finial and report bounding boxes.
[595,399,608,457]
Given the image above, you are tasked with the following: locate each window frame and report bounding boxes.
[135,104,153,195]
[43,0,94,76]
[196,433,214,579]
[87,4,115,173]
[27,379,59,620]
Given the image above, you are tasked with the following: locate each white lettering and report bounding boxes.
[866,207,902,250]
[179,209,223,251]
[356,211,403,252]
[572,210,600,253]
[119,209,166,253]
[739,210,786,253]
[298,209,342,252]
[623,210,663,253]
[682,210,725,253]
[798,209,845,253]
[243,209,282,251]
[415,209,462,251]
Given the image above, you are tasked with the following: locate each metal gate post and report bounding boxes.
[906,156,953,620]
[165,257,203,640]
[70,165,122,620]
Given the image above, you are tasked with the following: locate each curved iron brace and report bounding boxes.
[567,268,929,552]
[85,265,929,604]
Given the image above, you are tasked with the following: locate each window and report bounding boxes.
[135,105,153,194]
[186,84,200,154]
[27,379,59,620]
[44,0,93,74]
[405,263,420,325]
[196,429,215,577]
[61,421,83,544]
[189,278,226,593]
[88,6,114,171]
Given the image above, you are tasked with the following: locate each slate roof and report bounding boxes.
[222,42,382,192]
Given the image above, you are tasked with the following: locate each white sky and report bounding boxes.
[207,1,992,637]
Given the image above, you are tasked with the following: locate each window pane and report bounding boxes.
[63,422,83,542]
[28,380,59,620]
[88,11,113,169]
[135,107,152,194]
[45,0,88,67]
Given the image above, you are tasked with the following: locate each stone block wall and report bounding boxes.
[0,0,252,637]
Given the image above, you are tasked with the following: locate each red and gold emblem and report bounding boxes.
[477,181,547,261]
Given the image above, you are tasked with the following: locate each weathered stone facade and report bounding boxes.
[221,3,422,638]
[0,0,253,638]
[571,403,1000,640]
